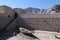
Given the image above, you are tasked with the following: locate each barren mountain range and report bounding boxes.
[15,5,60,14]
[0,5,60,14]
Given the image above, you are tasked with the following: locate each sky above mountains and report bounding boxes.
[0,0,60,9]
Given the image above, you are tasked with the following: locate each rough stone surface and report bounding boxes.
[0,5,60,32]
[0,5,17,31]
[0,5,60,40]
[6,30,60,40]
[18,14,60,31]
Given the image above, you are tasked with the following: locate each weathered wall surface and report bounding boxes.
[17,16,34,30]
[6,18,17,31]
[0,5,60,32]
[0,5,17,31]
[0,17,11,30]
[18,14,60,31]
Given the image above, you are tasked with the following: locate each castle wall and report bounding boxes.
[0,6,17,31]
[0,16,12,30]
[6,18,17,31]
[18,14,60,31]
[0,5,60,32]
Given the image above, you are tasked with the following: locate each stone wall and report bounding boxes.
[0,5,15,18]
[0,5,17,31]
[6,18,17,31]
[18,14,60,31]
[0,5,60,32]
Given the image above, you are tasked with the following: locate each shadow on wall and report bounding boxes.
[0,14,34,40]
[0,12,19,40]
[17,16,35,31]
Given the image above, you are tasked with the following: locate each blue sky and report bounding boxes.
[0,0,60,9]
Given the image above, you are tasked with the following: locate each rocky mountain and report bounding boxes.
[14,7,47,14]
[24,5,60,14]
[0,5,59,14]
[24,7,55,14]
[25,7,40,14]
